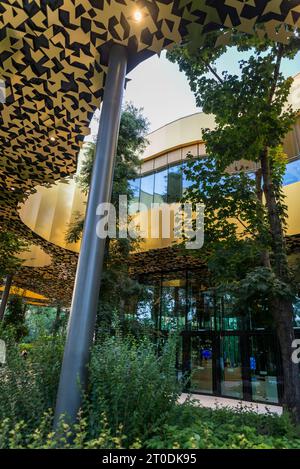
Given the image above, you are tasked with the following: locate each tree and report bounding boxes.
[66,103,149,333]
[0,231,29,278]
[3,295,28,341]
[0,231,29,321]
[168,31,300,421]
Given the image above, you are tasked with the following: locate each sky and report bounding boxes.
[87,48,300,138]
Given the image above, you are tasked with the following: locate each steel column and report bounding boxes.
[54,44,128,426]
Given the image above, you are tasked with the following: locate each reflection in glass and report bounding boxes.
[294,297,300,327]
[168,165,183,203]
[136,283,159,329]
[283,159,300,186]
[182,162,194,193]
[153,168,168,204]
[187,287,213,330]
[160,279,186,331]
[190,336,213,394]
[220,335,243,399]
[250,335,279,403]
[128,177,140,214]
[140,173,154,209]
[214,293,243,331]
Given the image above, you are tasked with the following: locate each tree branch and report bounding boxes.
[199,56,224,84]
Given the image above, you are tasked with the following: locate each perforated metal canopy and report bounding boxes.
[1,1,299,196]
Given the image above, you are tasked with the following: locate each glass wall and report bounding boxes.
[134,270,299,404]
[190,335,213,394]
[140,173,154,209]
[283,158,300,186]
[249,335,279,403]
[129,157,300,214]
[153,168,168,204]
[220,335,243,399]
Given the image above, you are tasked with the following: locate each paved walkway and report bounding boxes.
[179,393,283,415]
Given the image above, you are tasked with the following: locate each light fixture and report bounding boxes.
[133,9,142,22]
[49,136,56,142]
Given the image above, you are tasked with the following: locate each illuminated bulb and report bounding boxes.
[133,9,142,22]
[49,136,56,142]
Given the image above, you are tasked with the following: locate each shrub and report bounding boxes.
[0,334,64,429]
[0,411,136,449]
[3,296,28,341]
[87,335,180,445]
[145,402,300,449]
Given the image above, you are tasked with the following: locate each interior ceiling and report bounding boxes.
[1,0,300,305]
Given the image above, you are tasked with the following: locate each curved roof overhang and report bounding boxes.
[1,1,299,198]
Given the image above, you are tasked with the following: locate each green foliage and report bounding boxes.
[0,333,179,448]
[3,296,28,341]
[0,334,64,428]
[0,333,300,449]
[66,103,149,243]
[0,230,29,277]
[87,335,180,445]
[66,104,149,333]
[24,306,68,341]
[169,32,300,421]
[0,412,136,449]
[145,403,300,449]
[169,30,299,296]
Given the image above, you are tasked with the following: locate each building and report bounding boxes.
[1,0,300,423]
[8,73,300,405]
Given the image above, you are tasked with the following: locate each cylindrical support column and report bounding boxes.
[0,274,13,321]
[54,44,128,427]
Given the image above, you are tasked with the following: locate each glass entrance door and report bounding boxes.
[249,335,279,403]
[220,335,243,399]
[190,335,213,394]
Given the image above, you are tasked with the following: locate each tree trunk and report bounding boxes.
[260,149,300,422]
[0,274,13,321]
[52,304,61,334]
[271,296,300,422]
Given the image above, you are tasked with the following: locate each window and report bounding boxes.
[153,168,168,204]
[182,161,194,193]
[140,173,154,209]
[128,177,140,214]
[283,159,300,186]
[168,164,183,203]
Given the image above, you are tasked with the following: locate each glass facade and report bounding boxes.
[283,158,300,186]
[130,157,300,214]
[129,161,197,213]
[134,270,300,404]
[130,156,300,404]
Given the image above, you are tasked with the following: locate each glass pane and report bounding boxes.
[182,162,194,193]
[220,335,243,398]
[153,168,168,204]
[190,336,213,394]
[283,159,300,186]
[140,173,154,209]
[215,293,243,331]
[160,278,186,331]
[128,177,140,215]
[168,164,183,203]
[249,300,272,330]
[250,335,279,403]
[293,297,300,327]
[187,283,214,331]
